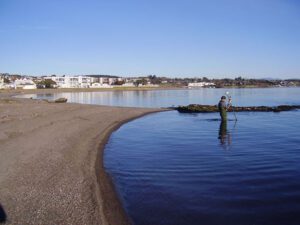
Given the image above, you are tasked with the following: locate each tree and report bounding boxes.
[141,78,148,85]
[133,79,147,87]
[133,80,142,87]
[202,77,209,82]
[38,79,57,88]
[3,77,10,84]
[148,75,157,80]
[148,75,161,84]
[235,76,243,81]
[113,80,125,85]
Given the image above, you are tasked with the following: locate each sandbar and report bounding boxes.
[0,92,165,224]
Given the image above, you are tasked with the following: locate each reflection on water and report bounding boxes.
[18,87,300,108]
[218,121,232,149]
[105,111,300,225]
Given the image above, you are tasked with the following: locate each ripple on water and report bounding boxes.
[105,110,300,225]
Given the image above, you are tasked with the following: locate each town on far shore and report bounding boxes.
[0,73,299,90]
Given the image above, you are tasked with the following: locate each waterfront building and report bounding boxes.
[122,82,135,87]
[188,82,215,87]
[0,76,4,88]
[43,76,93,88]
[90,83,113,88]
[14,78,37,89]
[43,76,123,88]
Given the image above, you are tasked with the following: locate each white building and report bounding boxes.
[0,76,4,88]
[44,76,93,88]
[122,82,135,87]
[188,82,215,88]
[0,76,14,89]
[90,83,113,88]
[14,78,37,89]
[43,76,125,88]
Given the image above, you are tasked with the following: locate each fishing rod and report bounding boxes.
[225,91,238,121]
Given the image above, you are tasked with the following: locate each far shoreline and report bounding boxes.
[1,85,297,97]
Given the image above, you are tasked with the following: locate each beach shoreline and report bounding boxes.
[95,110,167,225]
[0,92,167,224]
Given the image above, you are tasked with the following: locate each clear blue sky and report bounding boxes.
[0,0,299,78]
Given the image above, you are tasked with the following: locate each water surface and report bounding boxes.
[19,87,300,107]
[103,88,300,225]
[104,110,300,225]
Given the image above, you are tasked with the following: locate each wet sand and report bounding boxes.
[0,93,165,224]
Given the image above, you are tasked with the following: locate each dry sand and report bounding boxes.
[0,93,165,225]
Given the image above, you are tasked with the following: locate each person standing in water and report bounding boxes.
[218,96,228,121]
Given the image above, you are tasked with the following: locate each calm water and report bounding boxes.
[19,87,300,107]
[102,88,300,225]
[104,111,300,225]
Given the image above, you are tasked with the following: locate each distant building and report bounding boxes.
[42,75,125,88]
[122,82,135,87]
[90,83,113,88]
[0,75,14,89]
[188,82,215,88]
[0,76,4,89]
[14,78,37,89]
[43,76,92,88]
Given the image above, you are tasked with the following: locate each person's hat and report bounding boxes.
[221,96,226,99]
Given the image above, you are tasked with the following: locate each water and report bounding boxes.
[105,111,300,225]
[19,87,300,107]
[103,88,300,225]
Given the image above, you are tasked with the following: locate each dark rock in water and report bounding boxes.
[176,104,300,113]
[54,98,68,103]
[177,104,217,113]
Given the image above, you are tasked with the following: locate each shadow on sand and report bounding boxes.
[0,204,7,223]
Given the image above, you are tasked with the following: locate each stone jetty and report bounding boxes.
[176,104,300,113]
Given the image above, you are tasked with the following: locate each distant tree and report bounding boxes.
[141,78,148,85]
[113,80,125,85]
[3,77,10,84]
[134,79,148,87]
[202,77,209,82]
[38,79,56,88]
[235,76,244,81]
[148,75,161,84]
[148,75,157,80]
[133,80,142,87]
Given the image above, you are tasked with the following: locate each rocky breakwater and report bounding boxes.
[176,104,300,113]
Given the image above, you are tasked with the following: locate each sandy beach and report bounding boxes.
[0,91,165,225]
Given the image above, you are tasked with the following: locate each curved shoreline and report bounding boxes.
[95,110,166,225]
[0,93,169,224]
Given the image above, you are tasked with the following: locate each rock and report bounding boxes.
[54,98,68,103]
[176,104,300,113]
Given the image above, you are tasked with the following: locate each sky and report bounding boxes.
[0,0,300,78]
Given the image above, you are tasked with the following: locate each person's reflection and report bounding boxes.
[218,121,231,149]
